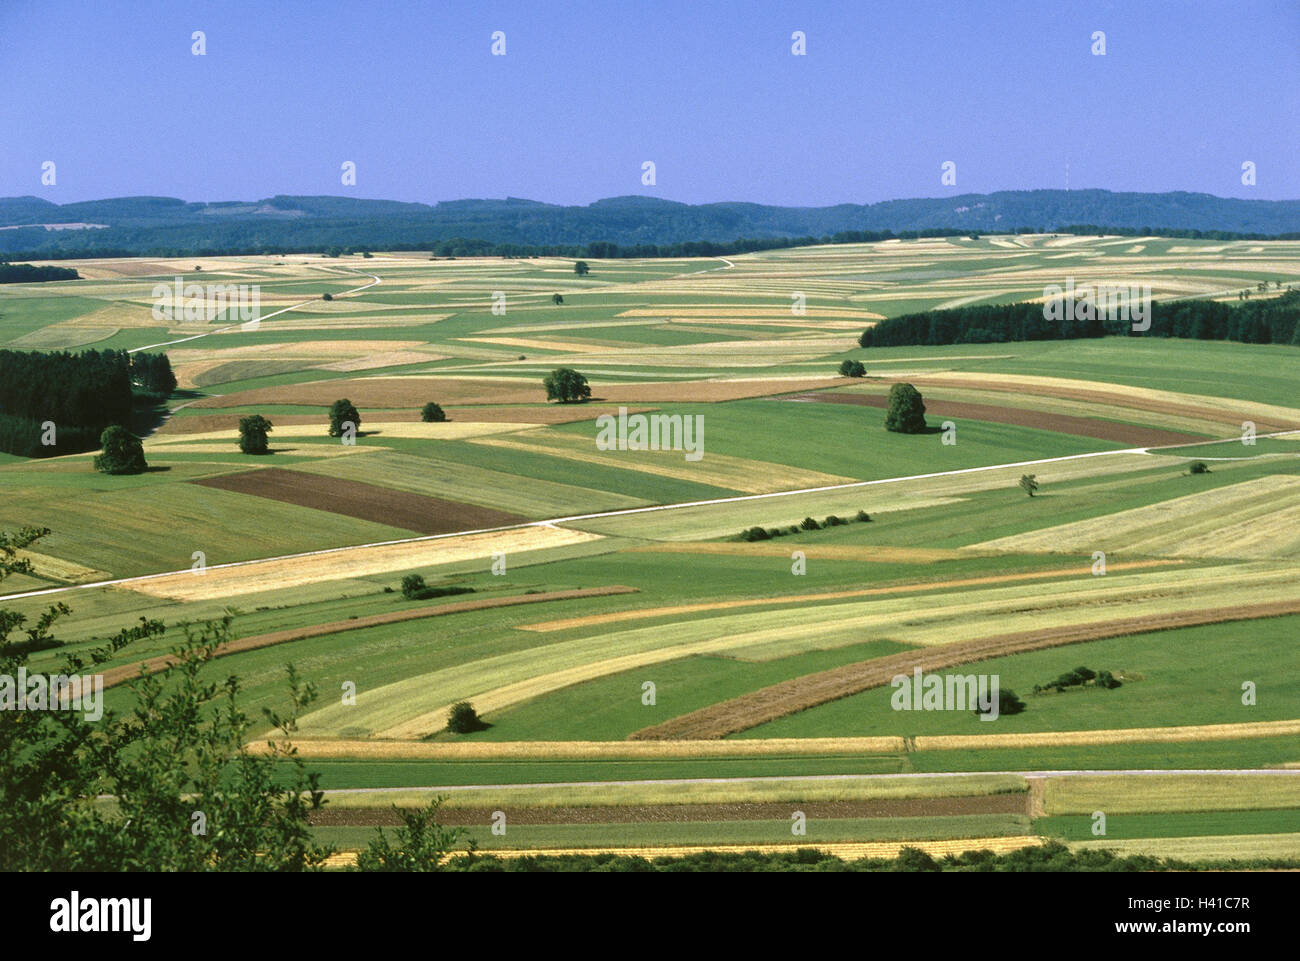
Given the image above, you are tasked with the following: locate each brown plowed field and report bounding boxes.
[310,794,1028,826]
[191,467,526,534]
[191,376,850,410]
[100,586,638,689]
[783,392,1205,447]
[629,598,1300,740]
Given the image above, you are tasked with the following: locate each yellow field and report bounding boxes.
[124,526,605,601]
[913,718,1300,752]
[972,475,1300,559]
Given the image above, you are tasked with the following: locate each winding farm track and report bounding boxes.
[128,267,382,353]
[7,429,1297,603]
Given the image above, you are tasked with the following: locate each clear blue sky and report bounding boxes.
[2,0,1296,206]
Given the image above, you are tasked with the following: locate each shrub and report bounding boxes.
[1188,461,1210,474]
[322,292,333,301]
[447,702,486,734]
[421,402,446,423]
[855,510,872,522]
[1019,474,1039,497]
[400,574,426,599]
[739,526,771,542]
[838,359,866,377]
[824,515,847,527]
[799,516,821,531]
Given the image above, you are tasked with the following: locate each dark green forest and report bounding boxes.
[1,190,1296,259]
[0,263,80,283]
[0,349,175,457]
[860,289,1300,348]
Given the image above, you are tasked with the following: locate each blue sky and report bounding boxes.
[2,0,1296,206]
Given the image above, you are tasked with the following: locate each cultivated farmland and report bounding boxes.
[2,234,1298,864]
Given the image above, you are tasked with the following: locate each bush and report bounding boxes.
[855,510,871,522]
[824,515,847,526]
[400,574,426,599]
[1188,461,1210,474]
[322,292,333,301]
[739,526,771,542]
[421,402,446,423]
[447,701,486,734]
[1019,474,1039,497]
[799,517,821,531]
[838,359,866,377]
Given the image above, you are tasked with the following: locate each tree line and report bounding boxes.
[0,262,81,283]
[861,289,1300,348]
[0,349,175,456]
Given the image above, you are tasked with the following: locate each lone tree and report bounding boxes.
[238,414,273,455]
[328,398,361,438]
[1019,474,1039,497]
[884,383,927,433]
[400,574,426,599]
[551,293,564,305]
[93,425,147,475]
[421,402,447,423]
[839,359,866,377]
[574,260,590,276]
[544,367,591,404]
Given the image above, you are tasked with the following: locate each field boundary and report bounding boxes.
[628,599,1300,739]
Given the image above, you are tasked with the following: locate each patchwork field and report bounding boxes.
[2,235,1297,865]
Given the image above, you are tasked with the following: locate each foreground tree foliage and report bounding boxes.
[353,799,473,871]
[883,383,927,433]
[434,841,1227,873]
[93,425,148,475]
[238,414,273,454]
[544,367,591,403]
[0,530,334,871]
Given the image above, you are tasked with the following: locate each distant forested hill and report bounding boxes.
[0,190,1297,258]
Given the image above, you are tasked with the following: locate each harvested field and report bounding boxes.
[890,372,1300,434]
[191,468,527,535]
[191,375,852,410]
[784,391,1206,447]
[254,736,907,759]
[156,404,659,436]
[972,474,1300,560]
[124,525,605,600]
[518,558,1184,633]
[628,598,1300,739]
[100,586,638,689]
[310,794,1030,826]
[914,718,1300,752]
